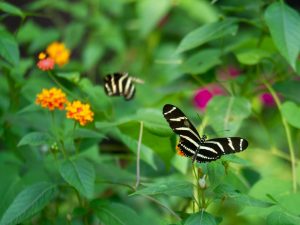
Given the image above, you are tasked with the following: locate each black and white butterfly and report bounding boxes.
[103,72,144,100]
[163,104,248,163]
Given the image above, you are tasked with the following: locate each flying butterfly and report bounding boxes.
[103,72,144,100]
[163,104,248,163]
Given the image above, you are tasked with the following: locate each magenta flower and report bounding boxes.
[217,65,241,81]
[193,84,225,111]
[260,92,276,107]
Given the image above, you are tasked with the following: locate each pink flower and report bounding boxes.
[260,92,276,107]
[217,65,241,81]
[193,84,225,111]
[37,57,55,71]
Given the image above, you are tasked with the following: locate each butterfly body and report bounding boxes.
[163,104,248,163]
[103,72,143,100]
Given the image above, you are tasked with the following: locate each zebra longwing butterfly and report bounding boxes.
[103,72,144,100]
[163,104,248,163]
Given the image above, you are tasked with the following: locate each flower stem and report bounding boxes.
[263,79,297,192]
[47,71,75,98]
[135,121,143,190]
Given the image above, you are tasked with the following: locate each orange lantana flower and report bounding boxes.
[36,88,68,110]
[46,42,70,66]
[65,101,94,126]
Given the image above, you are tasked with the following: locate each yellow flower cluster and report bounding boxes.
[35,88,94,126]
[36,88,67,110]
[46,42,70,66]
[66,101,94,126]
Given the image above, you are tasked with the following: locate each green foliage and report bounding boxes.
[0,182,57,225]
[1,0,300,224]
[60,158,95,199]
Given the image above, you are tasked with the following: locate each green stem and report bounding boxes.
[59,140,68,159]
[73,121,79,155]
[47,71,75,98]
[135,121,144,190]
[263,79,297,192]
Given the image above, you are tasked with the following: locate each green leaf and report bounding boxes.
[206,96,251,136]
[56,72,80,83]
[277,193,300,215]
[264,2,300,70]
[235,48,271,65]
[181,49,222,74]
[0,29,20,66]
[60,158,95,198]
[214,184,272,208]
[184,211,221,225]
[267,211,300,225]
[92,201,141,225]
[132,180,193,198]
[18,132,52,147]
[281,101,300,129]
[176,19,238,53]
[0,182,57,225]
[249,177,292,201]
[111,128,157,169]
[0,2,24,18]
[207,161,225,189]
[274,80,300,104]
[137,0,172,37]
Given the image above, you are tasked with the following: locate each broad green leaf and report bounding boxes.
[0,2,24,18]
[267,211,300,225]
[206,96,251,136]
[137,0,172,37]
[207,161,225,189]
[277,193,300,215]
[56,72,80,83]
[74,128,106,139]
[180,49,222,74]
[249,177,292,201]
[176,19,238,53]
[132,180,193,198]
[92,201,141,225]
[184,211,221,225]
[18,132,52,147]
[0,182,57,225]
[264,2,300,70]
[0,29,20,66]
[281,101,300,129]
[235,48,271,65]
[274,80,300,104]
[60,158,95,198]
[214,184,271,208]
[179,0,218,23]
[111,128,157,169]
[82,41,104,70]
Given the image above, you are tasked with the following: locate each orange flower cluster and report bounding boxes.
[66,101,94,126]
[37,41,70,71]
[35,88,94,126]
[46,42,70,66]
[36,88,67,110]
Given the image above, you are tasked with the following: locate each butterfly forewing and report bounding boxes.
[163,104,249,163]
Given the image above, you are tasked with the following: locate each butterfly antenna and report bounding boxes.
[132,77,145,84]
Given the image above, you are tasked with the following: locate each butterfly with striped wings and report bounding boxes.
[163,104,248,163]
[103,72,144,100]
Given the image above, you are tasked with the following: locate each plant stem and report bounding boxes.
[143,195,181,221]
[263,80,297,192]
[135,121,143,190]
[47,71,75,98]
